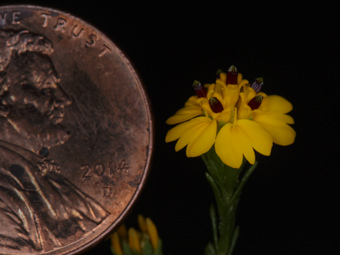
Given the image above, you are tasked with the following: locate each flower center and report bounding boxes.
[192,66,265,124]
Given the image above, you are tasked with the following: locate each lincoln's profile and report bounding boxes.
[0,30,109,252]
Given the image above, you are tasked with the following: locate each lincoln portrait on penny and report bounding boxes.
[0,30,109,252]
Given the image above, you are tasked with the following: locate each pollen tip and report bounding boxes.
[193,80,206,98]
[192,80,201,87]
[228,65,238,73]
[251,77,264,93]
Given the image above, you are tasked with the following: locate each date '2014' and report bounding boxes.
[81,160,129,180]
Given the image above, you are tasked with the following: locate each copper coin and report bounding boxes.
[0,5,153,255]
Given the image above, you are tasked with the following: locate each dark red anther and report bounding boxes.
[193,80,206,98]
[251,77,264,93]
[209,97,224,113]
[226,65,238,84]
[248,95,263,110]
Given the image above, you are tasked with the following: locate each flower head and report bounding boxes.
[165,66,296,168]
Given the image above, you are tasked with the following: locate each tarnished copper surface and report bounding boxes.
[0,5,153,255]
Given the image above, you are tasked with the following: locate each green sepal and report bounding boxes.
[202,147,244,204]
[228,226,239,255]
[141,238,153,255]
[205,172,226,220]
[231,161,258,206]
[154,239,163,255]
[217,206,236,253]
[209,204,218,250]
[110,245,119,255]
[122,239,139,255]
[205,242,217,255]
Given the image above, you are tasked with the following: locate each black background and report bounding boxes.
[2,1,339,255]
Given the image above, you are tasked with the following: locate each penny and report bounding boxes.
[0,5,153,255]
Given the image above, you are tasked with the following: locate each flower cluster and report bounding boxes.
[110,215,163,255]
[165,66,296,168]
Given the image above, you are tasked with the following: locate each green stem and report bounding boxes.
[201,147,257,255]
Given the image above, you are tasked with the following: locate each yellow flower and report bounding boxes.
[166,66,296,168]
[110,215,161,255]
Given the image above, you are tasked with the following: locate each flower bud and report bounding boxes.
[248,95,263,110]
[251,77,264,93]
[193,80,206,98]
[209,97,224,113]
[226,65,238,84]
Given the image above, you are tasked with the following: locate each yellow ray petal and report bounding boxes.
[215,123,244,168]
[166,107,203,125]
[165,118,201,143]
[271,124,296,145]
[236,126,256,164]
[137,214,147,233]
[172,117,215,154]
[237,119,273,156]
[254,111,294,124]
[257,121,296,145]
[146,218,159,250]
[260,95,293,113]
[186,118,217,157]
[117,224,127,238]
[128,228,141,253]
[166,96,203,125]
[253,113,296,145]
[111,233,123,255]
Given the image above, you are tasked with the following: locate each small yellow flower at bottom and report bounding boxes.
[110,215,162,255]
